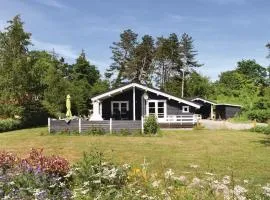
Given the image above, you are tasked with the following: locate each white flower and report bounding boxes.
[152,180,161,188]
[64,170,73,178]
[233,185,247,200]
[188,177,202,188]
[49,184,56,188]
[189,164,199,169]
[122,163,130,170]
[93,180,101,184]
[164,169,174,179]
[243,179,249,184]
[60,182,65,187]
[172,175,187,183]
[83,181,89,186]
[205,172,215,176]
[81,189,89,195]
[222,175,230,185]
[262,183,270,197]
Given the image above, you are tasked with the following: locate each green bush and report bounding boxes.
[246,109,270,123]
[144,115,159,134]
[251,125,270,134]
[0,118,22,132]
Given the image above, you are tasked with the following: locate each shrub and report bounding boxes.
[144,115,159,134]
[0,118,22,132]
[21,148,70,176]
[0,151,18,174]
[251,125,270,135]
[73,151,129,199]
[246,109,270,123]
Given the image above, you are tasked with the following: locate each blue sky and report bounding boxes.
[0,0,270,80]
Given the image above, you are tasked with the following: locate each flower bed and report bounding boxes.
[0,149,269,199]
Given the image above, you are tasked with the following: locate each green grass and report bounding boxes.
[0,127,270,184]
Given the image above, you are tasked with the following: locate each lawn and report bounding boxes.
[0,128,270,184]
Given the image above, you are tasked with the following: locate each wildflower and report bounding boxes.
[172,175,187,183]
[243,179,249,184]
[233,185,247,200]
[93,180,101,184]
[222,175,230,185]
[164,169,174,179]
[81,189,89,195]
[188,177,202,188]
[49,183,56,188]
[83,181,90,186]
[152,180,161,188]
[64,170,73,178]
[8,181,15,186]
[262,183,270,197]
[205,172,215,176]
[189,164,199,169]
[60,182,66,187]
[167,186,174,190]
[122,163,130,170]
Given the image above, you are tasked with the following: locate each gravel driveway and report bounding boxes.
[200,120,267,130]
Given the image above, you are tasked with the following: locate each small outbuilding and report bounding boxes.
[191,97,242,120]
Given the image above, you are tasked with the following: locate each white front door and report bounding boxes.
[146,100,167,121]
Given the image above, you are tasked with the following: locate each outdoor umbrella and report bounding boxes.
[66,94,72,119]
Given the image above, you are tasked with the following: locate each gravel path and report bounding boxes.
[200,120,267,130]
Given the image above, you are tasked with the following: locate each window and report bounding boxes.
[182,106,189,113]
[111,101,129,119]
[147,100,166,119]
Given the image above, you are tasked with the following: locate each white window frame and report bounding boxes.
[111,101,129,114]
[146,100,167,120]
[182,106,189,113]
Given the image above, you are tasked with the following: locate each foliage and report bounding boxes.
[106,29,138,87]
[250,125,270,135]
[0,149,72,199]
[246,109,270,123]
[144,115,159,134]
[73,151,129,199]
[0,118,22,132]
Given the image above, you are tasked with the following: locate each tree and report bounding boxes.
[236,60,267,85]
[0,15,32,117]
[124,35,155,84]
[185,72,213,98]
[154,33,180,91]
[72,50,100,86]
[178,33,202,97]
[106,29,138,87]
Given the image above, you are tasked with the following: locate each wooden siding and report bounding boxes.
[50,120,79,132]
[112,120,141,133]
[215,105,241,120]
[81,120,110,132]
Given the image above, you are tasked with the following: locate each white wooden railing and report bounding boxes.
[158,114,201,124]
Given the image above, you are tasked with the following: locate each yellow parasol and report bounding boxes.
[66,94,72,119]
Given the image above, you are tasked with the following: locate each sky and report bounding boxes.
[0,0,270,80]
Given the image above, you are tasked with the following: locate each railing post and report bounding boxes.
[110,118,112,134]
[141,116,144,134]
[48,118,50,133]
[79,118,82,133]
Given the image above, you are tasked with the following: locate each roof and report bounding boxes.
[191,97,217,105]
[191,97,242,107]
[215,103,242,107]
[91,82,201,108]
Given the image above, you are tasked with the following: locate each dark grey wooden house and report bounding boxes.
[191,97,242,120]
[90,83,201,127]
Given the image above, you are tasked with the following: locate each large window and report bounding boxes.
[147,100,166,119]
[111,101,129,119]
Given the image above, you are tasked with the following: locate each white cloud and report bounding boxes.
[32,38,78,60]
[33,0,66,9]
[0,19,6,31]
[31,38,110,70]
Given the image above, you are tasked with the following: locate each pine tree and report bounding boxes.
[178,33,202,97]
[0,15,32,116]
[106,29,138,87]
[72,50,100,86]
[124,35,155,84]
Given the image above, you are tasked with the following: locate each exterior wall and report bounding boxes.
[101,88,196,120]
[215,105,241,120]
[101,88,143,120]
[148,92,196,115]
[193,100,211,119]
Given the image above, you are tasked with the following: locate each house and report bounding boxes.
[191,97,242,120]
[90,82,201,128]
